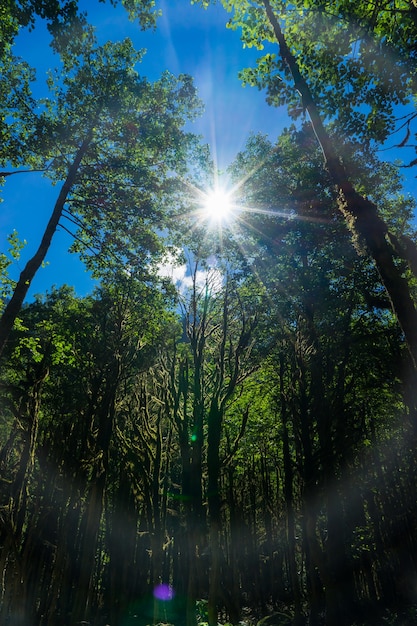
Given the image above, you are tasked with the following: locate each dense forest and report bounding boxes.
[1,1,417,625]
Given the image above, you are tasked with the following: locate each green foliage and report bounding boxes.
[0,0,160,57]
[0,231,26,308]
[42,38,202,276]
[0,33,203,295]
[1,6,417,622]
[0,55,39,167]
[0,122,416,623]
[196,0,417,149]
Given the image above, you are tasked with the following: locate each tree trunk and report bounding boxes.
[0,132,92,356]
[45,483,81,625]
[225,464,242,624]
[71,472,106,624]
[207,400,223,626]
[71,368,118,624]
[296,355,325,625]
[279,353,303,623]
[282,416,303,623]
[261,0,417,370]
[0,356,49,624]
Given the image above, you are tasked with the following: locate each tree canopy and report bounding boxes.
[0,0,159,55]
[1,2,417,626]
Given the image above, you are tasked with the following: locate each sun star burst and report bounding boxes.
[202,188,234,223]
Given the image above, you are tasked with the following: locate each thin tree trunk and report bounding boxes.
[279,355,301,610]
[280,361,303,624]
[296,356,325,625]
[152,413,164,625]
[0,358,48,623]
[71,473,106,624]
[225,464,242,624]
[45,484,81,626]
[72,368,118,624]
[207,400,223,626]
[261,0,417,369]
[0,132,92,356]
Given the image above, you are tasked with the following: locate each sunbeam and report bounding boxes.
[202,187,234,223]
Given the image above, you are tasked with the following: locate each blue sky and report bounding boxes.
[1,0,416,300]
[1,0,289,299]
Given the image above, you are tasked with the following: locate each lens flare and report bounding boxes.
[153,583,175,601]
[202,188,234,223]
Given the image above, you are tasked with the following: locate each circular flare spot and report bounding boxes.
[154,583,174,601]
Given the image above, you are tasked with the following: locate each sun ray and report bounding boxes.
[201,187,234,223]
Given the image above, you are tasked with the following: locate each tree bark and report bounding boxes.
[280,355,303,625]
[71,363,118,624]
[261,0,417,369]
[0,132,92,357]
[207,399,223,626]
[0,356,48,624]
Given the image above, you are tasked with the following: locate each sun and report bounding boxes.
[202,188,234,223]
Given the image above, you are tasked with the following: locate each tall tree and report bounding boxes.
[195,0,417,371]
[156,255,263,626]
[226,124,416,624]
[0,269,174,624]
[0,35,202,355]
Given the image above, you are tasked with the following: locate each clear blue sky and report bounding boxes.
[1,0,416,300]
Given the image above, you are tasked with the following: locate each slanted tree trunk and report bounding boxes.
[0,133,92,357]
[261,0,417,370]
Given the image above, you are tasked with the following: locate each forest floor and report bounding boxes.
[194,603,417,626]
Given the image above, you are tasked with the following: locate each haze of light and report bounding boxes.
[202,188,234,224]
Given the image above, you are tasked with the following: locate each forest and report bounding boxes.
[1,1,417,625]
